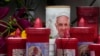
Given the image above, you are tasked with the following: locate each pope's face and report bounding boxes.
[55,16,69,37]
[33,47,39,55]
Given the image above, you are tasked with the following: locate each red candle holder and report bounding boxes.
[26,28,50,56]
[89,44,100,56]
[70,27,95,42]
[55,38,78,56]
[6,37,26,56]
[77,6,99,42]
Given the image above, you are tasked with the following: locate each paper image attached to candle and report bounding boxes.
[28,46,42,56]
[46,6,70,38]
[90,51,95,56]
[12,49,25,56]
[57,49,75,56]
[26,43,49,56]
[78,42,94,56]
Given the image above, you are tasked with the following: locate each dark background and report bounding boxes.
[0,0,99,26]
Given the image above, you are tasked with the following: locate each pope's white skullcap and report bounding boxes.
[55,12,70,19]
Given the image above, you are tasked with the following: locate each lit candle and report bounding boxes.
[70,27,95,56]
[55,38,78,56]
[89,44,100,56]
[77,6,99,43]
[6,37,26,56]
[26,17,50,56]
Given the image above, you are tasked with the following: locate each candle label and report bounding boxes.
[12,49,25,56]
[26,42,49,56]
[56,49,75,56]
[78,42,94,56]
[90,51,95,56]
[0,54,6,56]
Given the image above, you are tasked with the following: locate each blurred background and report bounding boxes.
[0,0,99,26]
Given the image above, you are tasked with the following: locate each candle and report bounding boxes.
[26,18,50,56]
[55,38,78,56]
[77,6,99,42]
[70,27,95,42]
[89,44,100,56]
[6,37,26,56]
[70,27,95,56]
